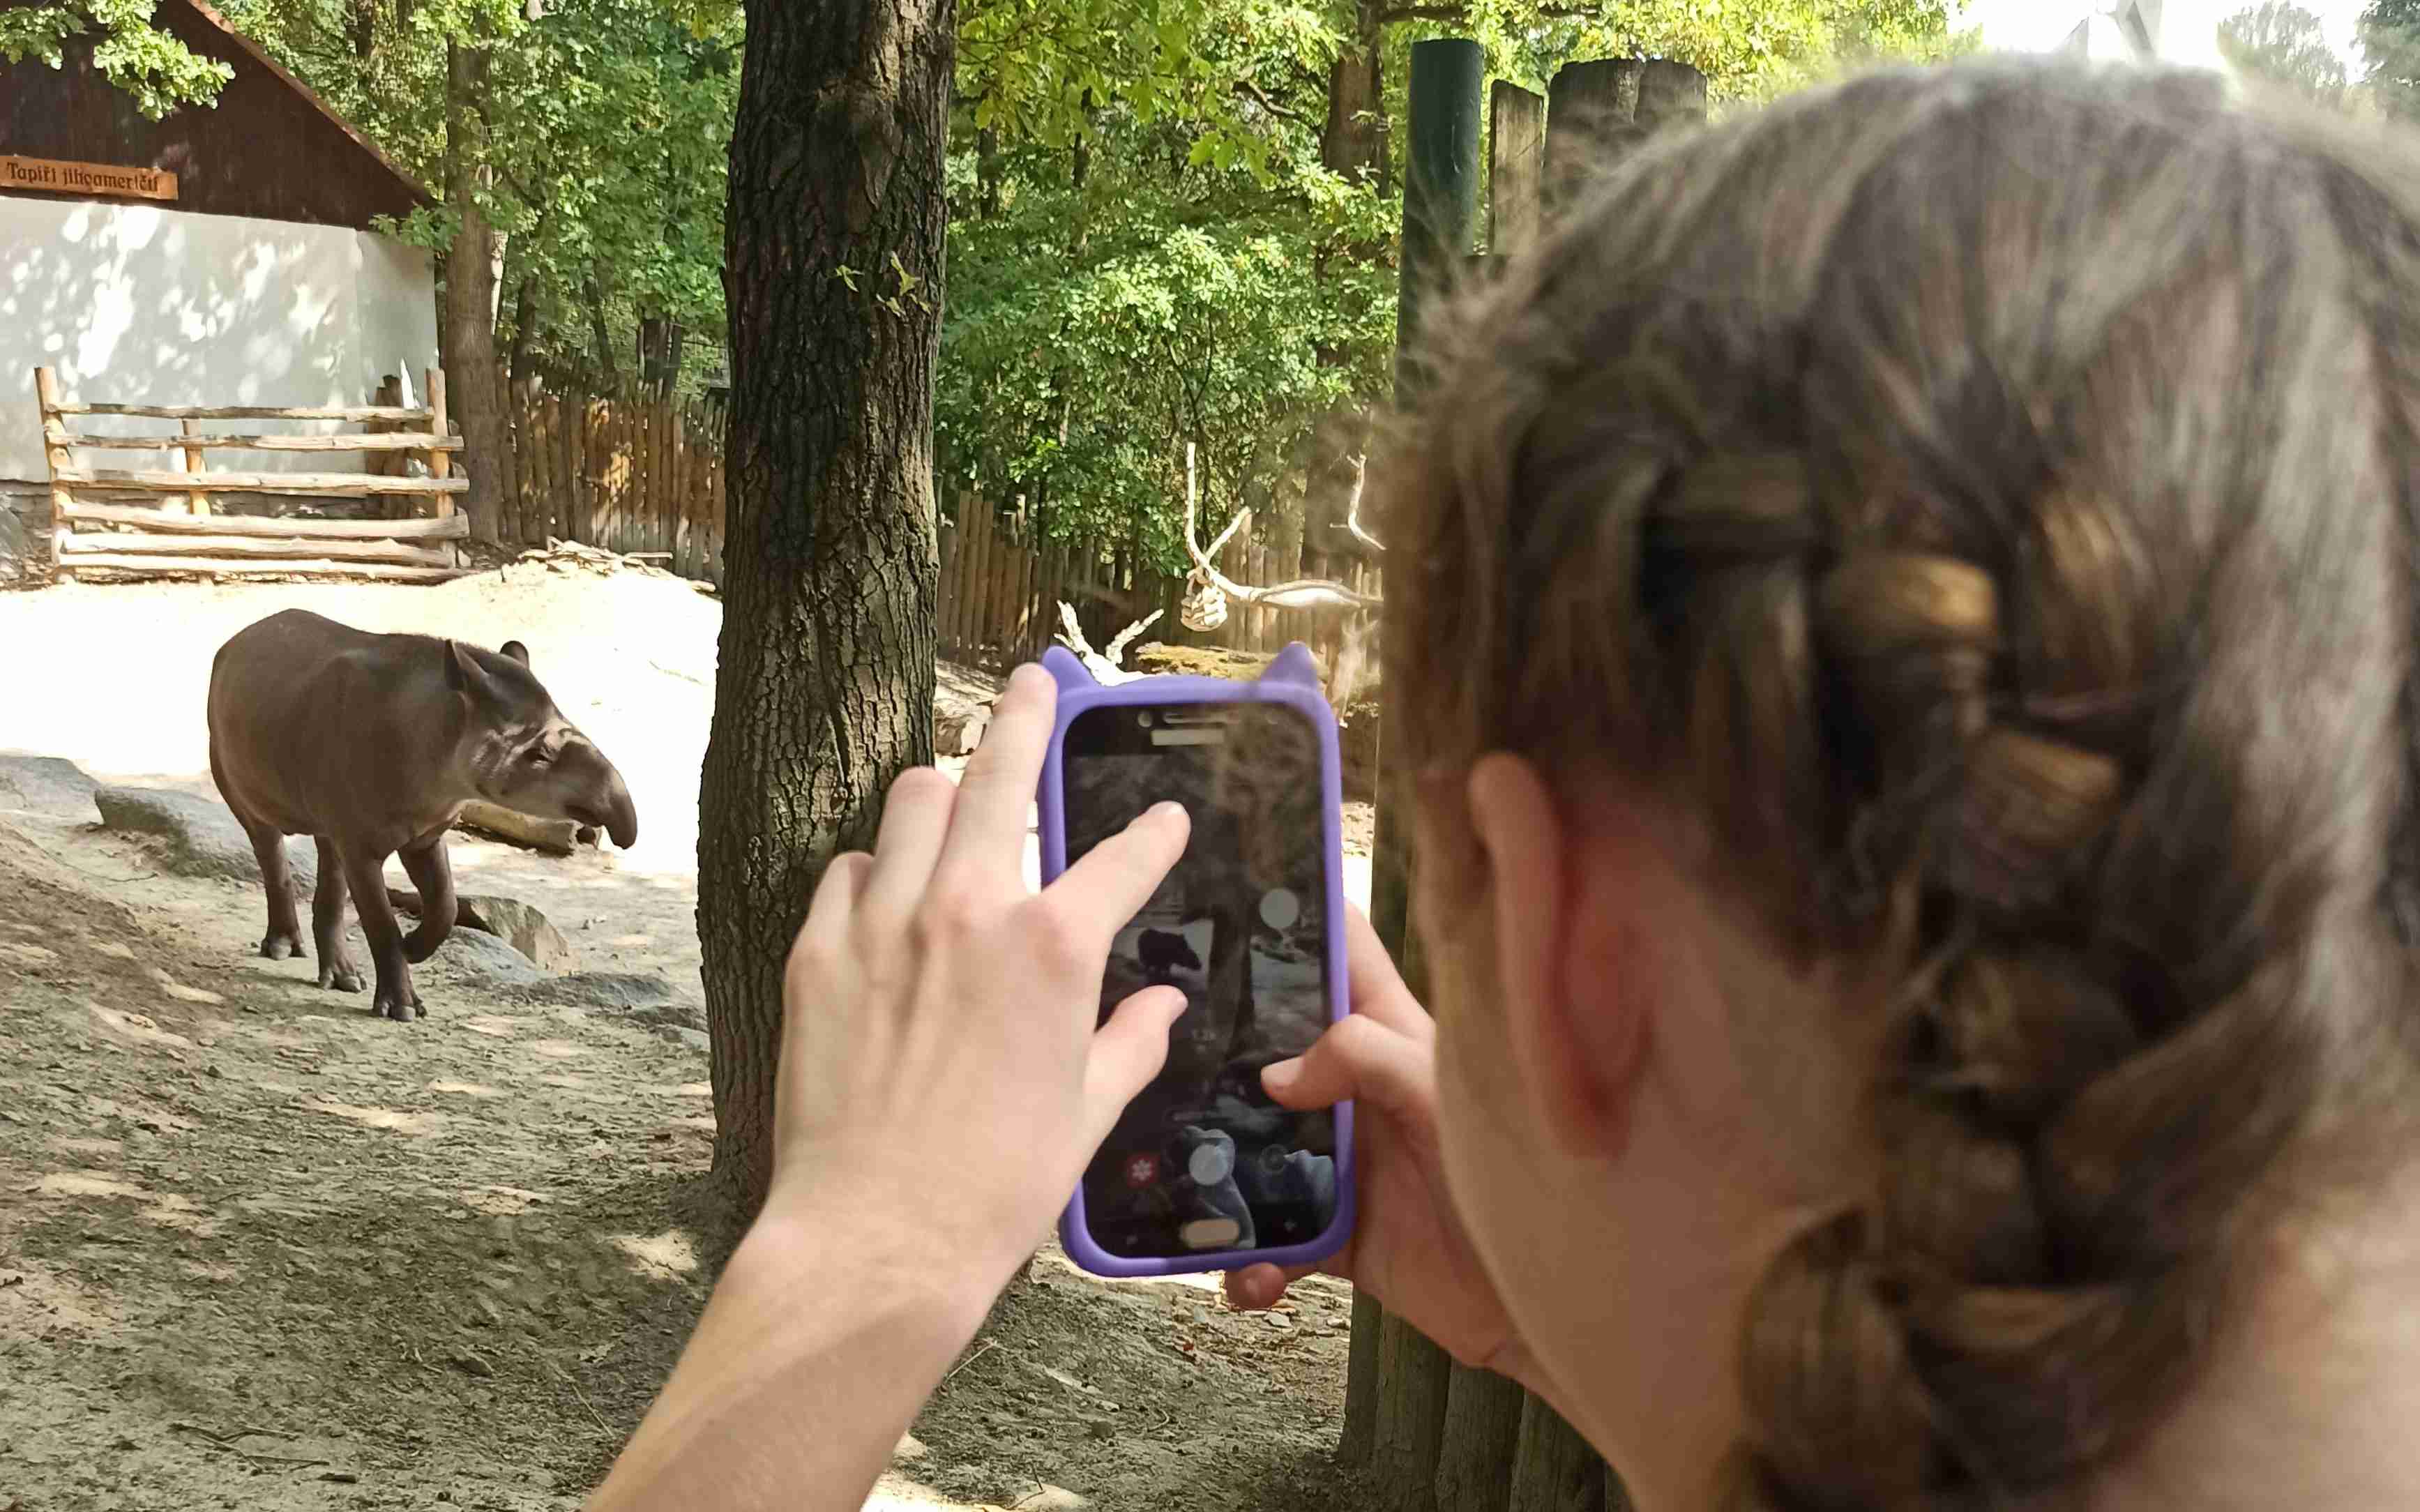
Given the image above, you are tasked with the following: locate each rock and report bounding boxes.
[455,894,575,974]
[432,927,543,985]
[93,786,315,889]
[0,754,99,817]
[669,1027,710,1052]
[501,970,679,1012]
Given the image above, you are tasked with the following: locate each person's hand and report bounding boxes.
[1223,907,1546,1390]
[765,662,1193,1288]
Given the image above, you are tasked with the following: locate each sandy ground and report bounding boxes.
[0,568,1381,1512]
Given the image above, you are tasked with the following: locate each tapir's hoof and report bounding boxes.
[259,932,303,961]
[318,961,365,993]
[374,985,425,1022]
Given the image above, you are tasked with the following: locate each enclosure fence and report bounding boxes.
[502,387,1350,668]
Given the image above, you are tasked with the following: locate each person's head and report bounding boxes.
[1387,58,2420,1510]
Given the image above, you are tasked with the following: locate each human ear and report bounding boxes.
[1467,755,1651,1160]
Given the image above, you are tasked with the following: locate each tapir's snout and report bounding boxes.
[598,765,638,849]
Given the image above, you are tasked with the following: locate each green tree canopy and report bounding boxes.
[2223,2,2347,103]
[2,0,233,116]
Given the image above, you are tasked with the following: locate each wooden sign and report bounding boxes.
[0,155,178,202]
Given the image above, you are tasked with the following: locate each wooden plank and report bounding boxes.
[1489,82,1547,258]
[53,468,469,497]
[59,430,464,452]
[52,402,434,422]
[59,501,470,539]
[59,553,471,583]
[34,367,73,575]
[936,513,960,658]
[59,530,455,567]
[426,368,454,526]
[656,397,675,558]
[1507,1393,1608,1512]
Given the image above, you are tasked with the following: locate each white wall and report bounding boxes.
[0,196,439,482]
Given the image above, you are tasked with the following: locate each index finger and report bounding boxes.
[940,663,1057,881]
[1345,903,1434,1042]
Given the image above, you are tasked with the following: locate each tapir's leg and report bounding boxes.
[395,837,456,965]
[339,844,421,1022]
[235,812,305,961]
[310,837,365,993]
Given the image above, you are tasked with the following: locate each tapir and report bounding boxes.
[206,609,637,1022]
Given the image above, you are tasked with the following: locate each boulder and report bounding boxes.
[94,786,316,889]
[0,754,100,818]
[668,1027,711,1053]
[502,970,679,1012]
[455,894,576,974]
[432,926,544,985]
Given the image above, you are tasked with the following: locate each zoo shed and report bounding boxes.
[0,0,439,497]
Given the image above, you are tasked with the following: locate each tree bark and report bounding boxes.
[585,269,622,391]
[444,38,508,544]
[507,275,538,391]
[699,0,951,1218]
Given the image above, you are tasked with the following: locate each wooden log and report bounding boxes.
[51,468,469,497]
[524,395,550,545]
[1437,1366,1528,1512]
[59,553,471,583]
[656,396,674,557]
[1490,82,1547,259]
[1340,1289,1385,1465]
[1508,1394,1610,1512]
[425,368,455,527]
[59,501,470,538]
[455,799,579,855]
[1373,1309,1455,1512]
[51,401,433,421]
[58,530,456,567]
[59,430,464,452]
[35,367,73,576]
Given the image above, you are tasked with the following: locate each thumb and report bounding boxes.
[1261,1014,1435,1128]
[1082,985,1188,1144]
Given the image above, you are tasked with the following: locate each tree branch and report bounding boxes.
[1377,4,1468,22]
[1183,443,1382,614]
[1232,75,1307,122]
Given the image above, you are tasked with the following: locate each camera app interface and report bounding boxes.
[1064,700,1338,1260]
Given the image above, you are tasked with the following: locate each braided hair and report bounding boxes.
[1387,59,2420,1510]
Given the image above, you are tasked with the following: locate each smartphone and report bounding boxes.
[1038,642,1355,1278]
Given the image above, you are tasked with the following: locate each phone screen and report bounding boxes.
[1064,699,1339,1260]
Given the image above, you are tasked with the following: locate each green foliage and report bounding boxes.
[2361,0,2420,118]
[219,0,739,384]
[2223,3,2347,104]
[939,125,1396,568]
[3,0,233,117]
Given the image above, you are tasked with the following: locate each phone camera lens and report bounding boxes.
[1137,711,1154,728]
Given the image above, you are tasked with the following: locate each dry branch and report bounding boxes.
[1054,602,1161,685]
[1180,442,1382,621]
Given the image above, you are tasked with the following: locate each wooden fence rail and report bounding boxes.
[506,388,1342,667]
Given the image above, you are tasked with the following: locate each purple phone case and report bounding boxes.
[1038,640,1357,1279]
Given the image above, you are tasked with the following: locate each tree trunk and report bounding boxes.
[699,0,951,1218]
[585,269,622,391]
[638,316,687,391]
[507,275,538,391]
[444,38,508,544]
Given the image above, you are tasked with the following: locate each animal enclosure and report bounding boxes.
[31,365,470,582]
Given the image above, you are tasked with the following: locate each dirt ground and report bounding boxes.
[0,568,1379,1512]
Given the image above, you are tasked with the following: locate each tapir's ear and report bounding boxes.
[499,640,531,667]
[444,640,501,704]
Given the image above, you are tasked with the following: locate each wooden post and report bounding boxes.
[1361,36,1485,1510]
[178,417,212,516]
[1545,59,1641,204]
[1490,82,1547,258]
[425,368,454,525]
[33,367,73,577]
[1509,1396,1612,1512]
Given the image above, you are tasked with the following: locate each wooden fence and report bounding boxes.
[501,388,1348,668]
[934,494,1367,670]
[501,388,728,582]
